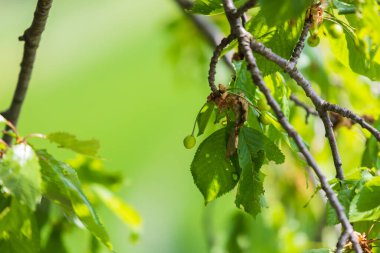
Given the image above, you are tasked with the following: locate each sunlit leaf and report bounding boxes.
[92,185,142,232]
[36,150,112,250]
[350,176,380,222]
[325,19,380,81]
[197,102,215,136]
[0,144,41,210]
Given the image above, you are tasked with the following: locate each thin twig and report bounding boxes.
[290,94,318,123]
[208,34,236,94]
[2,0,53,145]
[222,0,362,252]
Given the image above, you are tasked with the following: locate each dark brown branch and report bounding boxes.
[221,0,362,252]
[208,34,236,94]
[319,110,345,180]
[235,0,257,18]
[289,18,312,67]
[2,0,53,144]
[175,0,234,70]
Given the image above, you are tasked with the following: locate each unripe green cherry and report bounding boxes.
[183,135,196,149]
[307,34,320,47]
[259,113,272,125]
[328,23,344,39]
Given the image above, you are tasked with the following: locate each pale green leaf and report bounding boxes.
[326,19,380,81]
[47,132,100,156]
[92,185,142,232]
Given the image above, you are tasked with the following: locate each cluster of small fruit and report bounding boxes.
[307,22,344,47]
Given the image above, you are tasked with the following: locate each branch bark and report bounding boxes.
[2,0,53,144]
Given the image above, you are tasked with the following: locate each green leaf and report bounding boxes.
[333,0,356,14]
[264,72,289,118]
[0,233,39,253]
[350,176,380,222]
[231,60,256,101]
[191,128,239,204]
[197,102,215,136]
[191,0,245,15]
[36,150,112,250]
[235,147,265,217]
[326,185,355,225]
[238,126,285,164]
[247,12,305,76]
[0,211,40,253]
[0,198,32,233]
[0,144,41,210]
[235,126,284,217]
[47,132,100,156]
[259,0,312,26]
[361,118,380,169]
[68,156,122,187]
[92,185,142,232]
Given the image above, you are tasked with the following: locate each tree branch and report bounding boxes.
[2,0,53,144]
[235,0,257,18]
[208,34,236,94]
[319,110,345,180]
[289,18,312,67]
[248,38,380,143]
[221,0,362,252]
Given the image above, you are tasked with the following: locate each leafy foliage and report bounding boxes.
[183,0,380,252]
[0,122,140,253]
[259,0,312,26]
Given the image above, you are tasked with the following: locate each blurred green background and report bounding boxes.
[2,1,379,253]
[0,1,218,252]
